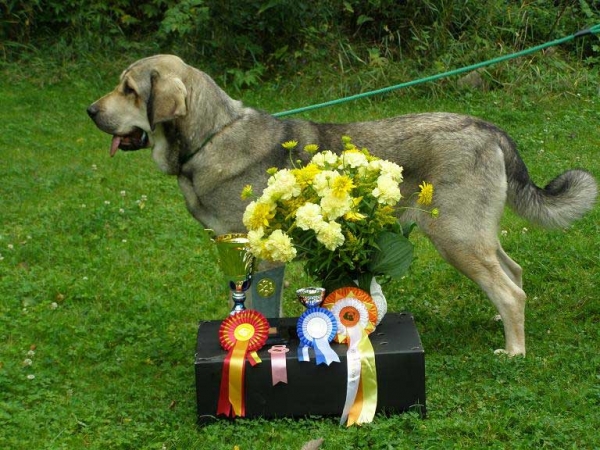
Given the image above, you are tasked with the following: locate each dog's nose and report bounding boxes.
[87,104,99,119]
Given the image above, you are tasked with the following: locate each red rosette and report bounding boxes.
[219,310,269,352]
[217,310,269,418]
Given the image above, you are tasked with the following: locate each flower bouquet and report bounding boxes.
[242,137,436,296]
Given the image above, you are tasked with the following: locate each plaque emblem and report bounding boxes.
[256,277,276,297]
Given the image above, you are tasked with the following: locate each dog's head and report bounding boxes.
[87,54,189,156]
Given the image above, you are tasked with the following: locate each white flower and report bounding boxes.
[295,203,324,231]
[320,193,352,220]
[247,227,266,257]
[372,174,401,205]
[311,150,339,168]
[50,302,58,310]
[27,350,35,357]
[316,221,345,251]
[23,358,33,366]
[264,169,301,201]
[379,160,403,182]
[27,374,35,380]
[313,170,339,197]
[120,190,126,197]
[104,200,110,205]
[264,230,296,262]
[340,150,368,169]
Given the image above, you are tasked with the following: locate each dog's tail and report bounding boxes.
[503,135,597,229]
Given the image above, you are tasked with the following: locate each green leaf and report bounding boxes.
[368,231,414,279]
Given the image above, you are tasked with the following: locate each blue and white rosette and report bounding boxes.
[296,307,340,366]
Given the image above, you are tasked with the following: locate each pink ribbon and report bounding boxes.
[268,345,289,385]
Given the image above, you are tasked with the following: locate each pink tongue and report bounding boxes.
[110,136,121,157]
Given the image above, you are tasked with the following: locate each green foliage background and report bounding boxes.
[3,0,600,85]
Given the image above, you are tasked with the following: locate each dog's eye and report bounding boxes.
[123,83,136,96]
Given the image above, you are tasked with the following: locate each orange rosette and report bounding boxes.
[217,310,269,417]
[322,287,378,344]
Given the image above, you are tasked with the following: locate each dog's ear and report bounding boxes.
[147,70,188,130]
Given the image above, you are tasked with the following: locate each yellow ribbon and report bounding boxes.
[229,338,249,416]
[229,323,255,416]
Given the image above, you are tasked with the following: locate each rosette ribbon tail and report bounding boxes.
[340,325,363,425]
[348,327,377,426]
[297,344,310,362]
[217,339,249,417]
[340,325,377,426]
[314,337,340,366]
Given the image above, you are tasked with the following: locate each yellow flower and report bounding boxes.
[331,175,355,198]
[282,140,298,150]
[417,181,434,206]
[344,210,366,222]
[242,201,276,230]
[293,163,321,188]
[431,208,440,218]
[304,144,319,154]
[373,204,397,226]
[240,184,253,200]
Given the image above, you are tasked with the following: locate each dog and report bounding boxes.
[87,54,597,356]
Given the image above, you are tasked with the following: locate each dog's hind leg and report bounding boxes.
[429,235,527,356]
[497,245,523,288]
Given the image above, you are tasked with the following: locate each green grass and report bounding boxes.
[1,56,599,449]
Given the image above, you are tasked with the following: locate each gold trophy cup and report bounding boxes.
[214,233,256,315]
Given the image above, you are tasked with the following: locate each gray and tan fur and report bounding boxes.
[88,54,597,356]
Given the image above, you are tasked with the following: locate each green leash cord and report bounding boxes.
[273,24,600,118]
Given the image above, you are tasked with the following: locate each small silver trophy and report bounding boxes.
[296,287,326,309]
[214,233,256,315]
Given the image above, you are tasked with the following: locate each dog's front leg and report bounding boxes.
[177,175,225,233]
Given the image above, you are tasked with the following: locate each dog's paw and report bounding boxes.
[494,348,526,357]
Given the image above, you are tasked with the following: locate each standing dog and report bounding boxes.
[88,54,597,355]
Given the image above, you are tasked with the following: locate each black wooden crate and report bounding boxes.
[195,312,426,421]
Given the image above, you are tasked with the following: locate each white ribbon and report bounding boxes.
[339,324,363,425]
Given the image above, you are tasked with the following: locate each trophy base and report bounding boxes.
[195,312,426,421]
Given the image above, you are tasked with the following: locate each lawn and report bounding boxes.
[0,55,598,449]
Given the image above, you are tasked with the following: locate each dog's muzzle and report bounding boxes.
[87,104,149,156]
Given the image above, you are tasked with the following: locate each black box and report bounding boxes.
[195,313,425,421]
